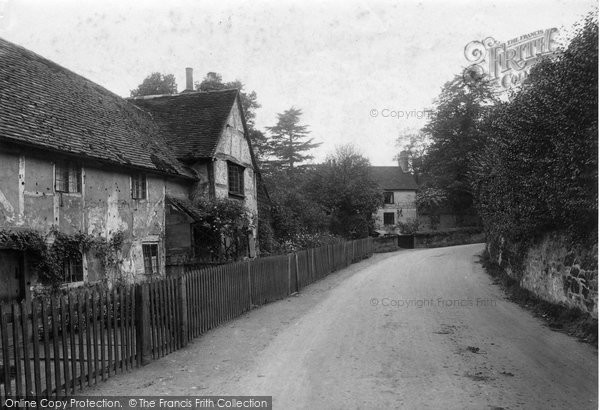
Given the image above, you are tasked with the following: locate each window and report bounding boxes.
[63,255,83,283]
[142,244,159,275]
[228,163,244,197]
[132,174,147,199]
[55,160,81,193]
[383,191,394,204]
[383,212,395,225]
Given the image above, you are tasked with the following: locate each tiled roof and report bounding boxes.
[369,166,418,190]
[166,195,204,221]
[129,89,239,160]
[0,37,194,178]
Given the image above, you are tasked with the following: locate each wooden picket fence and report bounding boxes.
[0,237,372,401]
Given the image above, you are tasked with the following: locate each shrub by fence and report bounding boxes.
[0,237,372,401]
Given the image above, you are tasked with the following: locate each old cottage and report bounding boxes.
[370,152,418,235]
[0,38,261,301]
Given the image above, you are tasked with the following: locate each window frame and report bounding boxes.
[383,212,395,226]
[383,191,394,204]
[142,243,159,275]
[227,162,245,198]
[54,159,82,193]
[62,254,84,284]
[131,173,147,200]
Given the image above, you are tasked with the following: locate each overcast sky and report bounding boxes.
[0,0,596,165]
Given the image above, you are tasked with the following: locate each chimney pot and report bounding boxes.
[185,67,193,91]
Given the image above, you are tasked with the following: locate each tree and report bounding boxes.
[247,128,270,163]
[262,166,330,241]
[472,14,598,243]
[265,107,322,169]
[421,74,497,212]
[196,72,261,129]
[306,145,382,238]
[394,130,430,183]
[130,73,177,97]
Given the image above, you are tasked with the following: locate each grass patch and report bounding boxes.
[480,251,597,347]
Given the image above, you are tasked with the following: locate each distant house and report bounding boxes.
[0,38,263,301]
[370,153,418,234]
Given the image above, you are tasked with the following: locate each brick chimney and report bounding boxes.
[398,150,409,173]
[185,67,193,91]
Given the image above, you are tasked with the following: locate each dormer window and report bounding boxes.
[132,174,147,199]
[228,163,244,198]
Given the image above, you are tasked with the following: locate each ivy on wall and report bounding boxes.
[0,227,125,293]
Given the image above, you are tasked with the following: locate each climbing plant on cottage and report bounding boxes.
[0,227,125,292]
[190,197,256,263]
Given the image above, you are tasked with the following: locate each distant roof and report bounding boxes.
[0,37,194,178]
[129,89,240,160]
[369,167,418,190]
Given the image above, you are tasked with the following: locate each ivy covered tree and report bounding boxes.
[130,72,177,97]
[265,107,322,170]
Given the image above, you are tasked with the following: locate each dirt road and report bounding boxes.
[85,244,598,409]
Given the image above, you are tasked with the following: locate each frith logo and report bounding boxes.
[463,28,559,88]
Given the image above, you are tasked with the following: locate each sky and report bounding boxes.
[0,0,596,165]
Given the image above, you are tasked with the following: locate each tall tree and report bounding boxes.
[421,75,497,211]
[266,107,321,169]
[196,72,261,129]
[394,130,430,183]
[130,72,177,97]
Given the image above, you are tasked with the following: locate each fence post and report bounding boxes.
[294,253,300,291]
[135,283,151,366]
[287,254,292,295]
[178,276,188,348]
[311,249,315,280]
[247,260,253,307]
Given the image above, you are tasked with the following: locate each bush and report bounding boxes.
[269,232,343,255]
[472,15,598,251]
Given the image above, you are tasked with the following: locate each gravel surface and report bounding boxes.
[84,244,598,409]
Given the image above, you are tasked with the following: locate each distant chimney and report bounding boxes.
[206,72,218,83]
[398,150,409,173]
[185,67,193,91]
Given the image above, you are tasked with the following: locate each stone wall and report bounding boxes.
[488,231,598,318]
[418,213,481,231]
[372,236,399,253]
[415,227,485,248]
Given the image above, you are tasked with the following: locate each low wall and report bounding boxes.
[373,236,399,253]
[487,231,597,318]
[418,213,481,231]
[415,227,485,248]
